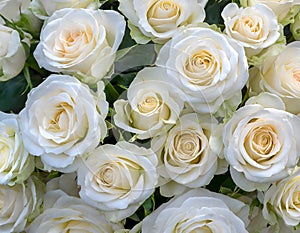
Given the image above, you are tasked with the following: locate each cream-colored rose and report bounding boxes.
[0,0,30,22]
[28,190,123,233]
[0,23,27,81]
[142,188,249,233]
[0,112,34,185]
[222,3,280,56]
[114,67,184,140]
[0,178,42,233]
[263,167,300,226]
[30,0,100,19]
[223,104,300,191]
[156,27,248,114]
[240,0,300,25]
[119,0,208,44]
[77,141,158,222]
[19,74,108,172]
[249,41,300,114]
[34,8,125,85]
[152,113,226,197]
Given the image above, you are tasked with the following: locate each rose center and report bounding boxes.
[48,102,73,132]
[138,96,160,114]
[184,50,217,86]
[96,164,115,187]
[147,0,181,33]
[171,131,205,164]
[245,124,280,162]
[233,16,262,39]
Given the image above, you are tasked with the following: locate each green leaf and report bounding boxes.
[204,0,232,25]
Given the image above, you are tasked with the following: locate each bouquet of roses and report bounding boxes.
[1,0,300,232]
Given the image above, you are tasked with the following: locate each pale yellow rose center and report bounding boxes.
[245,123,279,162]
[95,159,142,191]
[169,130,207,165]
[56,27,93,58]
[138,96,160,114]
[233,16,263,39]
[48,102,73,132]
[98,164,114,187]
[147,0,181,33]
[184,50,218,86]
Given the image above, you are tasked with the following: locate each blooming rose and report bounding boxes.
[118,0,208,44]
[28,190,123,233]
[249,41,300,114]
[263,167,300,226]
[114,67,184,140]
[222,3,280,56]
[0,22,28,82]
[151,113,226,197]
[240,0,300,25]
[0,112,34,185]
[141,188,249,233]
[30,0,100,19]
[19,74,108,172]
[0,0,30,22]
[0,178,42,233]
[223,103,300,191]
[77,141,158,222]
[156,27,248,114]
[34,8,125,85]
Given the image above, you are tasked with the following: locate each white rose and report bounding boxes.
[0,23,27,81]
[77,141,158,222]
[151,113,226,197]
[156,27,249,114]
[263,167,300,226]
[0,0,30,22]
[142,188,249,233]
[0,178,41,233]
[19,74,108,172]
[119,0,208,44]
[34,8,125,85]
[28,190,123,233]
[250,41,300,114]
[222,3,280,56]
[30,0,100,19]
[114,67,184,140]
[0,112,34,185]
[223,104,300,191]
[240,0,300,25]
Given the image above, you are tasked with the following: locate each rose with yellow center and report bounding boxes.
[263,167,300,226]
[19,75,108,172]
[34,8,125,85]
[222,3,280,56]
[77,141,158,222]
[156,27,248,113]
[223,104,300,191]
[250,41,300,114]
[119,0,208,43]
[114,67,183,139]
[152,113,225,197]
